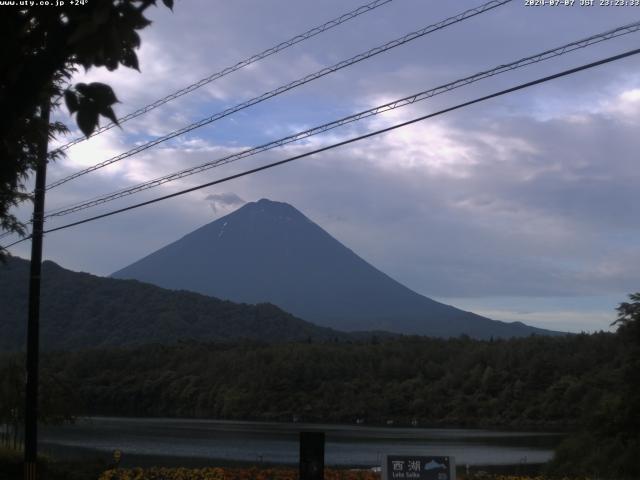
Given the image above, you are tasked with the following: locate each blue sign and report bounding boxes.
[383,455,455,480]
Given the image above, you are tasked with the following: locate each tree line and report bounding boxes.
[1,294,637,478]
[0,333,620,428]
[0,353,76,450]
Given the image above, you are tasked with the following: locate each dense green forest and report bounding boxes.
[549,295,640,478]
[2,334,619,427]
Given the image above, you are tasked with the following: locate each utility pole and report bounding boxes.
[24,100,50,480]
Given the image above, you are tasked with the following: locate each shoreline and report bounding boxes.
[39,417,560,469]
[39,443,548,474]
[74,414,573,433]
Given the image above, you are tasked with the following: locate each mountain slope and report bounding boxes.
[112,199,555,338]
[0,256,347,352]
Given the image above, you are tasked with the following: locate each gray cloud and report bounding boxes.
[205,192,246,214]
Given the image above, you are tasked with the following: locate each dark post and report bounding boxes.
[299,431,324,480]
[24,100,50,480]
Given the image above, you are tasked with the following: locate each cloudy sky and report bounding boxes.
[5,0,640,332]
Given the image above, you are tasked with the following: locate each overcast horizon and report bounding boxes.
[4,0,640,333]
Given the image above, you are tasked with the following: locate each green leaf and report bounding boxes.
[76,106,99,138]
[121,48,140,71]
[75,83,89,95]
[125,9,152,29]
[105,57,119,71]
[64,90,79,114]
[87,82,119,106]
[99,106,120,127]
[129,31,141,49]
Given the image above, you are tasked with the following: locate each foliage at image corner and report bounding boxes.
[546,292,640,480]
[0,352,78,456]
[612,292,640,342]
[0,0,174,255]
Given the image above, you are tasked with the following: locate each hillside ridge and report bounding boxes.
[0,256,348,351]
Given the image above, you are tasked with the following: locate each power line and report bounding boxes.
[46,0,512,190]
[43,20,640,219]
[53,0,395,153]
[4,46,637,250]
[0,0,396,242]
[3,235,34,249]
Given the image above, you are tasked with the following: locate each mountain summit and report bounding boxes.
[112,199,553,338]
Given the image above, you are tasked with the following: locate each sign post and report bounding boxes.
[382,455,456,480]
[299,431,324,480]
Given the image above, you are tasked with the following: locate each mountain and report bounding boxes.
[0,256,347,352]
[112,198,555,338]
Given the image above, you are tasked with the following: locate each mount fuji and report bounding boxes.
[112,199,555,338]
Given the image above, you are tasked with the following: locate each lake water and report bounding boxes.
[40,417,563,468]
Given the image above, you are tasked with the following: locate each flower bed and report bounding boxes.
[99,467,590,480]
[99,467,379,480]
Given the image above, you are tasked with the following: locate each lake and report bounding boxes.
[40,417,563,468]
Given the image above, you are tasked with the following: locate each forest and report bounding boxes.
[1,295,638,478]
[0,331,630,428]
[15,333,617,428]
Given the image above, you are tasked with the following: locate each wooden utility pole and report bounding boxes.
[24,100,50,480]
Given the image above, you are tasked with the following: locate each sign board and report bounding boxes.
[299,432,324,480]
[382,455,455,480]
